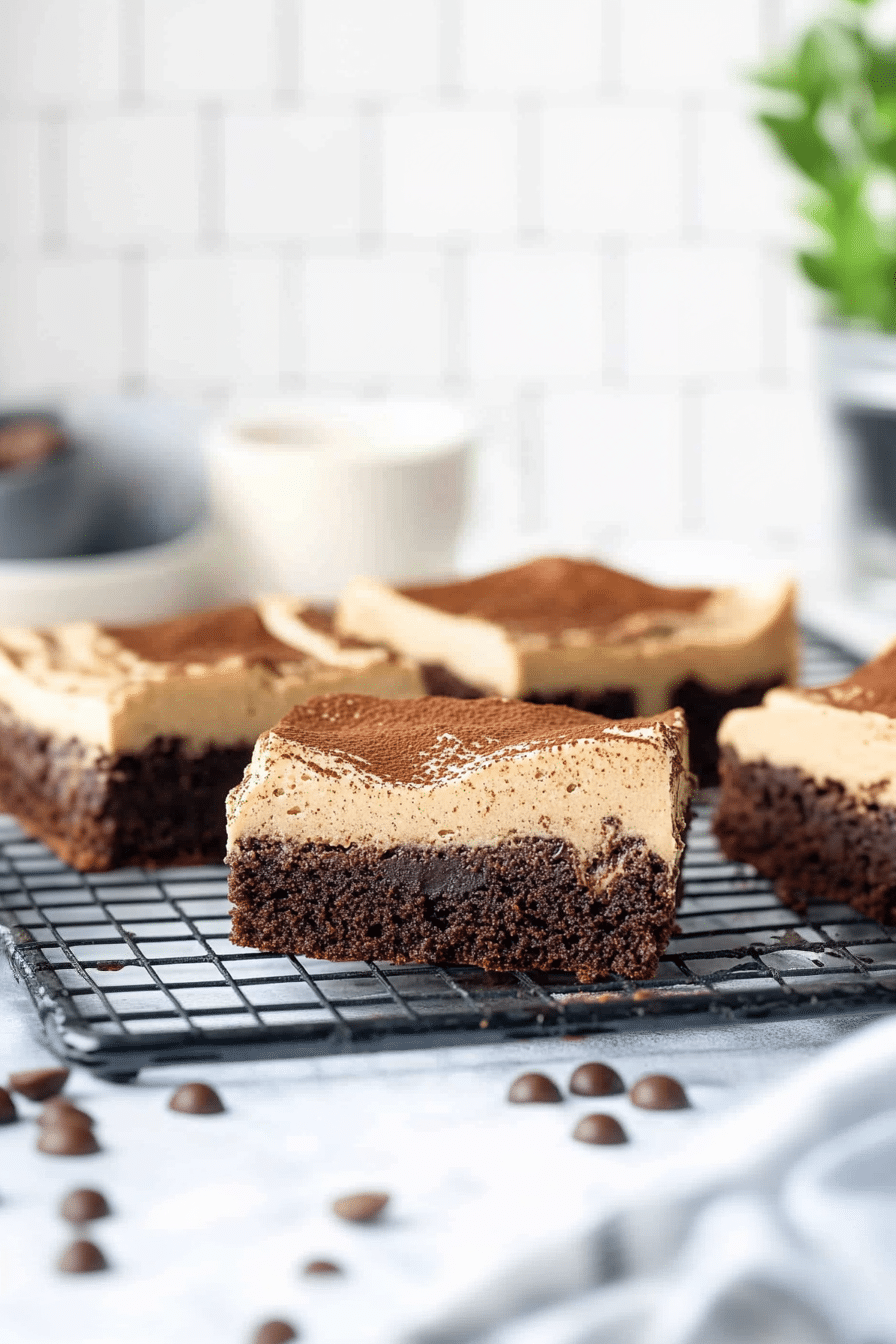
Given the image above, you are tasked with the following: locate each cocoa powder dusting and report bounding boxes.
[401,556,710,636]
[803,644,896,720]
[272,693,684,787]
[107,606,310,667]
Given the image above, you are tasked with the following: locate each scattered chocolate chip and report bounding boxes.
[507,1072,563,1104]
[332,1192,389,1223]
[303,1259,341,1276]
[0,1086,17,1124]
[630,1074,689,1111]
[9,1067,70,1101]
[251,1320,298,1344]
[60,1188,110,1224]
[572,1113,628,1145]
[38,1100,94,1130]
[569,1062,624,1097]
[58,1239,107,1274]
[168,1082,224,1115]
[37,1124,100,1156]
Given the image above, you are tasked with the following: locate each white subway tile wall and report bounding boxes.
[0,0,831,553]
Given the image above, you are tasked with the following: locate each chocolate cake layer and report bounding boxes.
[669,676,780,784]
[714,748,896,925]
[228,834,678,982]
[0,711,249,871]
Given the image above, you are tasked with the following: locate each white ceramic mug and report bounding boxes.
[205,397,475,600]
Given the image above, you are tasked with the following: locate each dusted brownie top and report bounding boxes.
[272,692,682,787]
[0,600,422,753]
[801,643,896,719]
[226,693,694,868]
[337,559,798,709]
[401,556,711,637]
[106,605,308,667]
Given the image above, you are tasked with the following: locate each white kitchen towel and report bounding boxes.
[405,1013,896,1344]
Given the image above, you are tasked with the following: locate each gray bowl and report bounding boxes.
[0,412,98,560]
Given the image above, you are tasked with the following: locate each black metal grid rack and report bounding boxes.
[1,631,894,1081]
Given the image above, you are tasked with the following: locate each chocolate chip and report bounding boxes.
[251,1320,298,1344]
[572,1113,628,1145]
[9,1067,70,1101]
[569,1062,624,1097]
[168,1082,224,1115]
[60,1188,110,1224]
[0,1086,17,1124]
[38,1100,94,1130]
[303,1259,341,1276]
[507,1072,562,1104]
[630,1074,689,1111]
[57,1239,107,1274]
[37,1124,100,1156]
[332,1192,389,1223]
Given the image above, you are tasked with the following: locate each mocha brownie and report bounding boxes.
[0,601,422,871]
[226,693,694,982]
[715,644,896,924]
[335,556,798,781]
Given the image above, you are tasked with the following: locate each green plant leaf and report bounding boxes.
[753,0,896,330]
[799,250,838,290]
[758,111,840,184]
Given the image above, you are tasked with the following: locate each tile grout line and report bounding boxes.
[600,0,622,96]
[119,0,145,107]
[442,241,469,389]
[121,245,146,393]
[359,99,384,253]
[39,109,66,253]
[439,0,463,101]
[276,0,303,105]
[601,235,626,388]
[198,101,224,249]
[680,379,703,533]
[517,95,542,243]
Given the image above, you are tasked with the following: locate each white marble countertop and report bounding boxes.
[0,950,884,1344]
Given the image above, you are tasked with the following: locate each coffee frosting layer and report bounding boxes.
[337,559,797,711]
[719,679,896,808]
[0,602,422,754]
[226,693,693,868]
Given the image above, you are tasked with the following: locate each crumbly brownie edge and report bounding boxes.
[714,746,896,925]
[227,834,680,982]
[670,677,781,784]
[0,709,251,871]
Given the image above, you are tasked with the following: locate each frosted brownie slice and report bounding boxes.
[336,556,797,782]
[715,645,896,924]
[0,601,422,871]
[226,694,694,982]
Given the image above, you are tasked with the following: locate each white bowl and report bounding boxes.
[206,395,476,601]
[0,519,222,626]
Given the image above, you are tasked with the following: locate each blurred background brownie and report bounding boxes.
[226,693,694,982]
[0,602,422,871]
[715,643,896,925]
[336,556,798,781]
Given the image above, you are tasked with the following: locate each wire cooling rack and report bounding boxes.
[1,630,894,1081]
